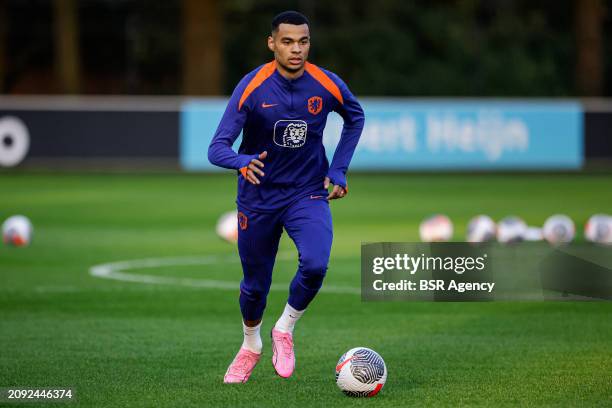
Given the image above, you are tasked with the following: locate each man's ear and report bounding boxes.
[267,35,275,52]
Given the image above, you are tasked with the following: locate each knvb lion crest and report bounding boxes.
[273,120,307,148]
[308,96,323,115]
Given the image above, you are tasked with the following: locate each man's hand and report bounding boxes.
[244,151,267,185]
[324,176,347,200]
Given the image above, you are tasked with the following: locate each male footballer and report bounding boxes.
[208,11,364,383]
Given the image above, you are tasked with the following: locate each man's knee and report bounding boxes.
[299,253,329,282]
[240,277,271,302]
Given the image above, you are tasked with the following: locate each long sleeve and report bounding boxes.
[328,77,365,188]
[208,75,258,171]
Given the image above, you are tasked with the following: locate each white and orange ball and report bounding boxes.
[542,214,575,245]
[497,216,527,244]
[336,347,387,397]
[215,211,238,243]
[2,215,33,247]
[466,215,496,243]
[419,214,453,242]
[584,214,612,245]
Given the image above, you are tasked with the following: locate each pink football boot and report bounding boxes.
[223,348,261,383]
[271,328,295,378]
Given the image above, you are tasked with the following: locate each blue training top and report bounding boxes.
[208,60,364,213]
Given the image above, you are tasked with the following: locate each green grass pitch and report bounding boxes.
[1,172,611,407]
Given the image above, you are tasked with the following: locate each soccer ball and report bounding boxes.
[496,216,527,244]
[419,214,453,242]
[336,347,387,397]
[584,214,612,245]
[215,211,238,243]
[466,215,496,243]
[2,215,33,247]
[542,214,575,245]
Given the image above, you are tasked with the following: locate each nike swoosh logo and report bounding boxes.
[262,102,278,108]
[335,356,354,372]
[310,195,323,199]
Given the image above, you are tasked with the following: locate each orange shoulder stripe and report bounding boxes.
[238,61,277,110]
[304,62,344,105]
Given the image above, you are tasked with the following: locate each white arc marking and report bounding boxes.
[89,253,360,295]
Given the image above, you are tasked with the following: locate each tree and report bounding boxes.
[54,0,81,93]
[182,0,222,95]
[575,0,604,96]
[0,0,6,93]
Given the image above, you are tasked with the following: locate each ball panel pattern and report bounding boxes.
[350,348,385,384]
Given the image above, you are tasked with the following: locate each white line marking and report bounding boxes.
[89,253,360,295]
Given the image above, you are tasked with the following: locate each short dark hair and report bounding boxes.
[271,11,309,33]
